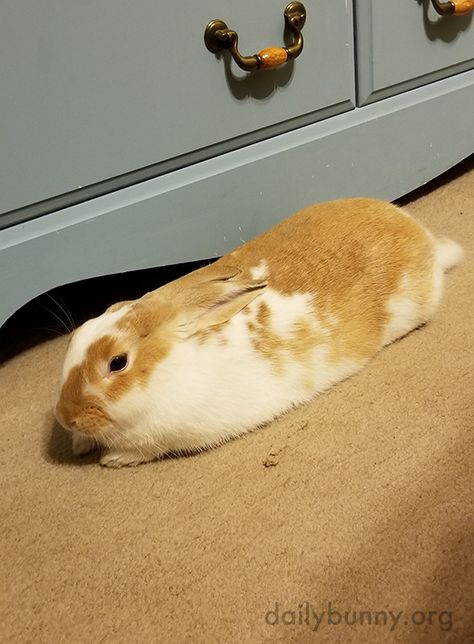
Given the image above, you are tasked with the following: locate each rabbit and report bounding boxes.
[54,198,463,467]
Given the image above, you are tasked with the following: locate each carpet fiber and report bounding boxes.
[1,161,473,643]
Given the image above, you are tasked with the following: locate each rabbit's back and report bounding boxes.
[216,198,437,361]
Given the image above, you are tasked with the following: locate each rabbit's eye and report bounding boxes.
[109,354,128,372]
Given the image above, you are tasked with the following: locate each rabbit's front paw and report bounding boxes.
[100,450,156,468]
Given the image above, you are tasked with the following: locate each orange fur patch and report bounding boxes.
[195,322,229,345]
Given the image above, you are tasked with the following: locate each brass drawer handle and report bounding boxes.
[431,0,474,14]
[204,2,306,72]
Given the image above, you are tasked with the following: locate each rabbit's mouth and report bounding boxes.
[54,399,112,437]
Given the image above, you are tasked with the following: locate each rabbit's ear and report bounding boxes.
[175,276,267,338]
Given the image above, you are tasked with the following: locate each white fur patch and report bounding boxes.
[436,238,464,272]
[61,306,131,381]
[427,238,463,316]
[248,289,328,338]
[250,260,269,281]
[382,273,422,346]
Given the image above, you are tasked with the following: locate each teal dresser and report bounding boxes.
[1,0,473,326]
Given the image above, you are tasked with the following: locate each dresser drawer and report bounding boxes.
[0,0,354,215]
[356,0,474,104]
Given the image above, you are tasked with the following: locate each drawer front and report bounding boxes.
[356,0,474,104]
[0,0,354,215]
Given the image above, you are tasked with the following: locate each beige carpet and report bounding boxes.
[1,160,473,643]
